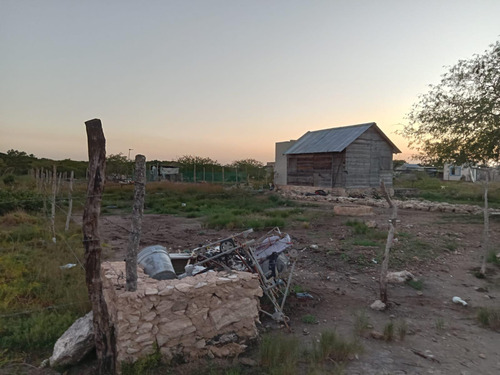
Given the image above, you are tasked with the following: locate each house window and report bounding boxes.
[450,166,462,176]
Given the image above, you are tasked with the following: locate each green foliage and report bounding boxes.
[3,174,15,185]
[406,279,424,290]
[0,213,89,359]
[403,40,500,166]
[0,311,78,351]
[0,189,44,215]
[486,250,500,265]
[145,186,297,230]
[121,343,163,375]
[345,220,368,234]
[302,314,318,324]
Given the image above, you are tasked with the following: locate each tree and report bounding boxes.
[402,40,500,276]
[106,153,131,177]
[402,40,500,165]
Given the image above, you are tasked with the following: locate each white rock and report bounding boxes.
[49,311,94,369]
[370,300,386,311]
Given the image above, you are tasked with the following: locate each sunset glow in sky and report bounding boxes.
[1,1,499,164]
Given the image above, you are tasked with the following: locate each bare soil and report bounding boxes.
[95,200,500,375]
[16,201,498,375]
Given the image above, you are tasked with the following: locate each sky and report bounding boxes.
[1,0,499,164]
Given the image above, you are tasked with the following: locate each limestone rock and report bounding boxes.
[49,311,94,369]
[386,270,415,283]
[370,300,386,311]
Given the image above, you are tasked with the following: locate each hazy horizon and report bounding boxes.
[1,1,499,164]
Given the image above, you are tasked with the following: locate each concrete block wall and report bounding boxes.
[101,262,262,369]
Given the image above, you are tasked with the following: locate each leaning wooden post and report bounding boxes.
[82,118,116,375]
[379,180,398,304]
[50,165,57,241]
[480,169,490,276]
[65,171,74,232]
[126,155,146,292]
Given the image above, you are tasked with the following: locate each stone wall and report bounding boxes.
[101,262,262,370]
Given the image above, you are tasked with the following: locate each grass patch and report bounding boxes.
[435,318,445,332]
[143,185,302,230]
[486,250,500,266]
[352,239,379,247]
[396,319,408,341]
[310,330,362,363]
[353,310,370,337]
[259,334,300,375]
[406,279,424,290]
[383,322,394,341]
[121,343,163,375]
[301,314,318,324]
[477,307,500,331]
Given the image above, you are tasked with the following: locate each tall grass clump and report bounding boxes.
[353,310,370,337]
[311,330,362,363]
[477,307,500,331]
[259,334,300,375]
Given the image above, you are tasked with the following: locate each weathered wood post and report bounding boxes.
[379,180,398,304]
[50,165,57,241]
[65,171,74,232]
[82,118,116,375]
[126,154,146,292]
[480,169,490,276]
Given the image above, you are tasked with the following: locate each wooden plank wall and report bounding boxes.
[287,153,334,187]
[345,127,394,188]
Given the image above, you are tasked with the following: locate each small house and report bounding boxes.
[275,122,401,189]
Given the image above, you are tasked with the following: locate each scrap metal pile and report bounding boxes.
[182,228,297,324]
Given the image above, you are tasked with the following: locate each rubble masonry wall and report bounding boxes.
[101,262,262,369]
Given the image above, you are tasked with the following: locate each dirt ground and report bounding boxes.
[93,198,500,375]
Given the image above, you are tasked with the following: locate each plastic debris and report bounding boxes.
[60,263,77,270]
[296,292,314,300]
[452,296,467,306]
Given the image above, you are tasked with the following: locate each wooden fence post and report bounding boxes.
[65,171,74,232]
[379,181,398,304]
[126,155,146,292]
[50,165,57,241]
[83,118,116,375]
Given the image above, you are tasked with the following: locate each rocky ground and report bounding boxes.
[12,196,499,374]
[94,196,500,375]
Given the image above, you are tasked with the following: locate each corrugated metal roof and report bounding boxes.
[284,122,401,155]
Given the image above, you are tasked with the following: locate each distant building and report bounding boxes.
[442,163,476,182]
[395,163,438,177]
[275,122,401,189]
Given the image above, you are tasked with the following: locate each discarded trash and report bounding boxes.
[296,292,314,300]
[137,245,176,280]
[181,203,186,207]
[310,244,319,250]
[452,296,467,306]
[187,227,297,325]
[60,263,77,270]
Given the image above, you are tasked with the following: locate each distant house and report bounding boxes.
[275,122,401,189]
[442,163,477,182]
[395,163,438,177]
